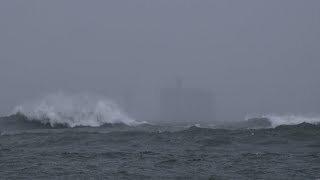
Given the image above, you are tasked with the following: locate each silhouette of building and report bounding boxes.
[159,78,214,124]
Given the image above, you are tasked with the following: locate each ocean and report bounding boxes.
[0,114,319,179]
[0,94,319,179]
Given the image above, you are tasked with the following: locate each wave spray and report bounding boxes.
[13,93,143,127]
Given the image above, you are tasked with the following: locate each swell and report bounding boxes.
[2,119,319,149]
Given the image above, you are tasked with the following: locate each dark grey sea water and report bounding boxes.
[0,115,320,179]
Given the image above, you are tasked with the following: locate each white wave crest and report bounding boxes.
[262,114,320,127]
[12,93,144,127]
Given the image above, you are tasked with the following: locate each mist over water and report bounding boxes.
[1,1,320,121]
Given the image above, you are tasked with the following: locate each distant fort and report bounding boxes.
[159,77,214,124]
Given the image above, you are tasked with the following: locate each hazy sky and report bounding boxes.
[0,0,319,121]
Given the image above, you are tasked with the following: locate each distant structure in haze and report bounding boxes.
[159,77,215,124]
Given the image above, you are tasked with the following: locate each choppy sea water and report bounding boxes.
[1,115,320,180]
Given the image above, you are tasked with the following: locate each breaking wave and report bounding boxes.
[246,114,320,128]
[263,114,320,127]
[11,93,144,128]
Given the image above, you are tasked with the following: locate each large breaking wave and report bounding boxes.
[11,93,144,128]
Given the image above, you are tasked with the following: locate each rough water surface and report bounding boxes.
[0,115,320,179]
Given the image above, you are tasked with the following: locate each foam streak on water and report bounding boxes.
[12,93,143,127]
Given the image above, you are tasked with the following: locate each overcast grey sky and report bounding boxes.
[0,0,319,121]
